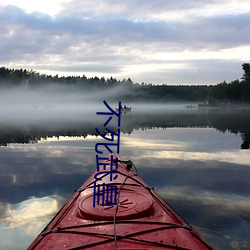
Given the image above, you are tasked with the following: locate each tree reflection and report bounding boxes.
[241,133,250,149]
[0,109,250,149]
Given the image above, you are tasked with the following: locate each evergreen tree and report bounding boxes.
[242,63,250,83]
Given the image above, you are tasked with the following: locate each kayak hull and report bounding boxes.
[28,153,213,249]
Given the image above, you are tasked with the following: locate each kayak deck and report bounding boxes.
[28,153,213,249]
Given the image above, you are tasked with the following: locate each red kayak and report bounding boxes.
[28,153,213,249]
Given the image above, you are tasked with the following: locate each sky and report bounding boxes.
[0,0,250,85]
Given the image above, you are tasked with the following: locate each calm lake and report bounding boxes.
[0,104,250,249]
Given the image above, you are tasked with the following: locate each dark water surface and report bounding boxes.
[0,105,250,249]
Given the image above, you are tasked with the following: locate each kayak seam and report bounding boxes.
[56,220,183,230]
[54,225,191,250]
[114,171,136,249]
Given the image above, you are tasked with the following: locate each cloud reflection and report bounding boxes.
[0,196,59,229]
[121,128,249,166]
[0,196,62,249]
[153,150,250,166]
[157,186,250,216]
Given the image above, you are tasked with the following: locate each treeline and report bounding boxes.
[0,63,249,104]
[208,63,250,105]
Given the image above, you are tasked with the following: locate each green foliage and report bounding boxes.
[209,63,250,104]
[0,63,249,104]
[242,63,250,82]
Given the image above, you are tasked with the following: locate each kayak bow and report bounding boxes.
[28,153,213,249]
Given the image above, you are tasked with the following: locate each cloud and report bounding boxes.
[0,1,250,84]
[58,0,239,19]
[186,13,250,49]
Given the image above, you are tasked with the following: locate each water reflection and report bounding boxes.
[0,196,59,228]
[0,108,250,249]
[0,107,250,149]
[0,196,62,250]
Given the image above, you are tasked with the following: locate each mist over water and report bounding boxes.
[0,85,105,122]
[0,84,197,125]
[1,84,250,149]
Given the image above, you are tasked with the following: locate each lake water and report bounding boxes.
[0,104,250,249]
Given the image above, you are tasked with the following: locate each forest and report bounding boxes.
[0,63,249,104]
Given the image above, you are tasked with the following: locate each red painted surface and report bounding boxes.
[28,153,213,249]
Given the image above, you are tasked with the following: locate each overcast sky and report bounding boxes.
[0,0,250,85]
